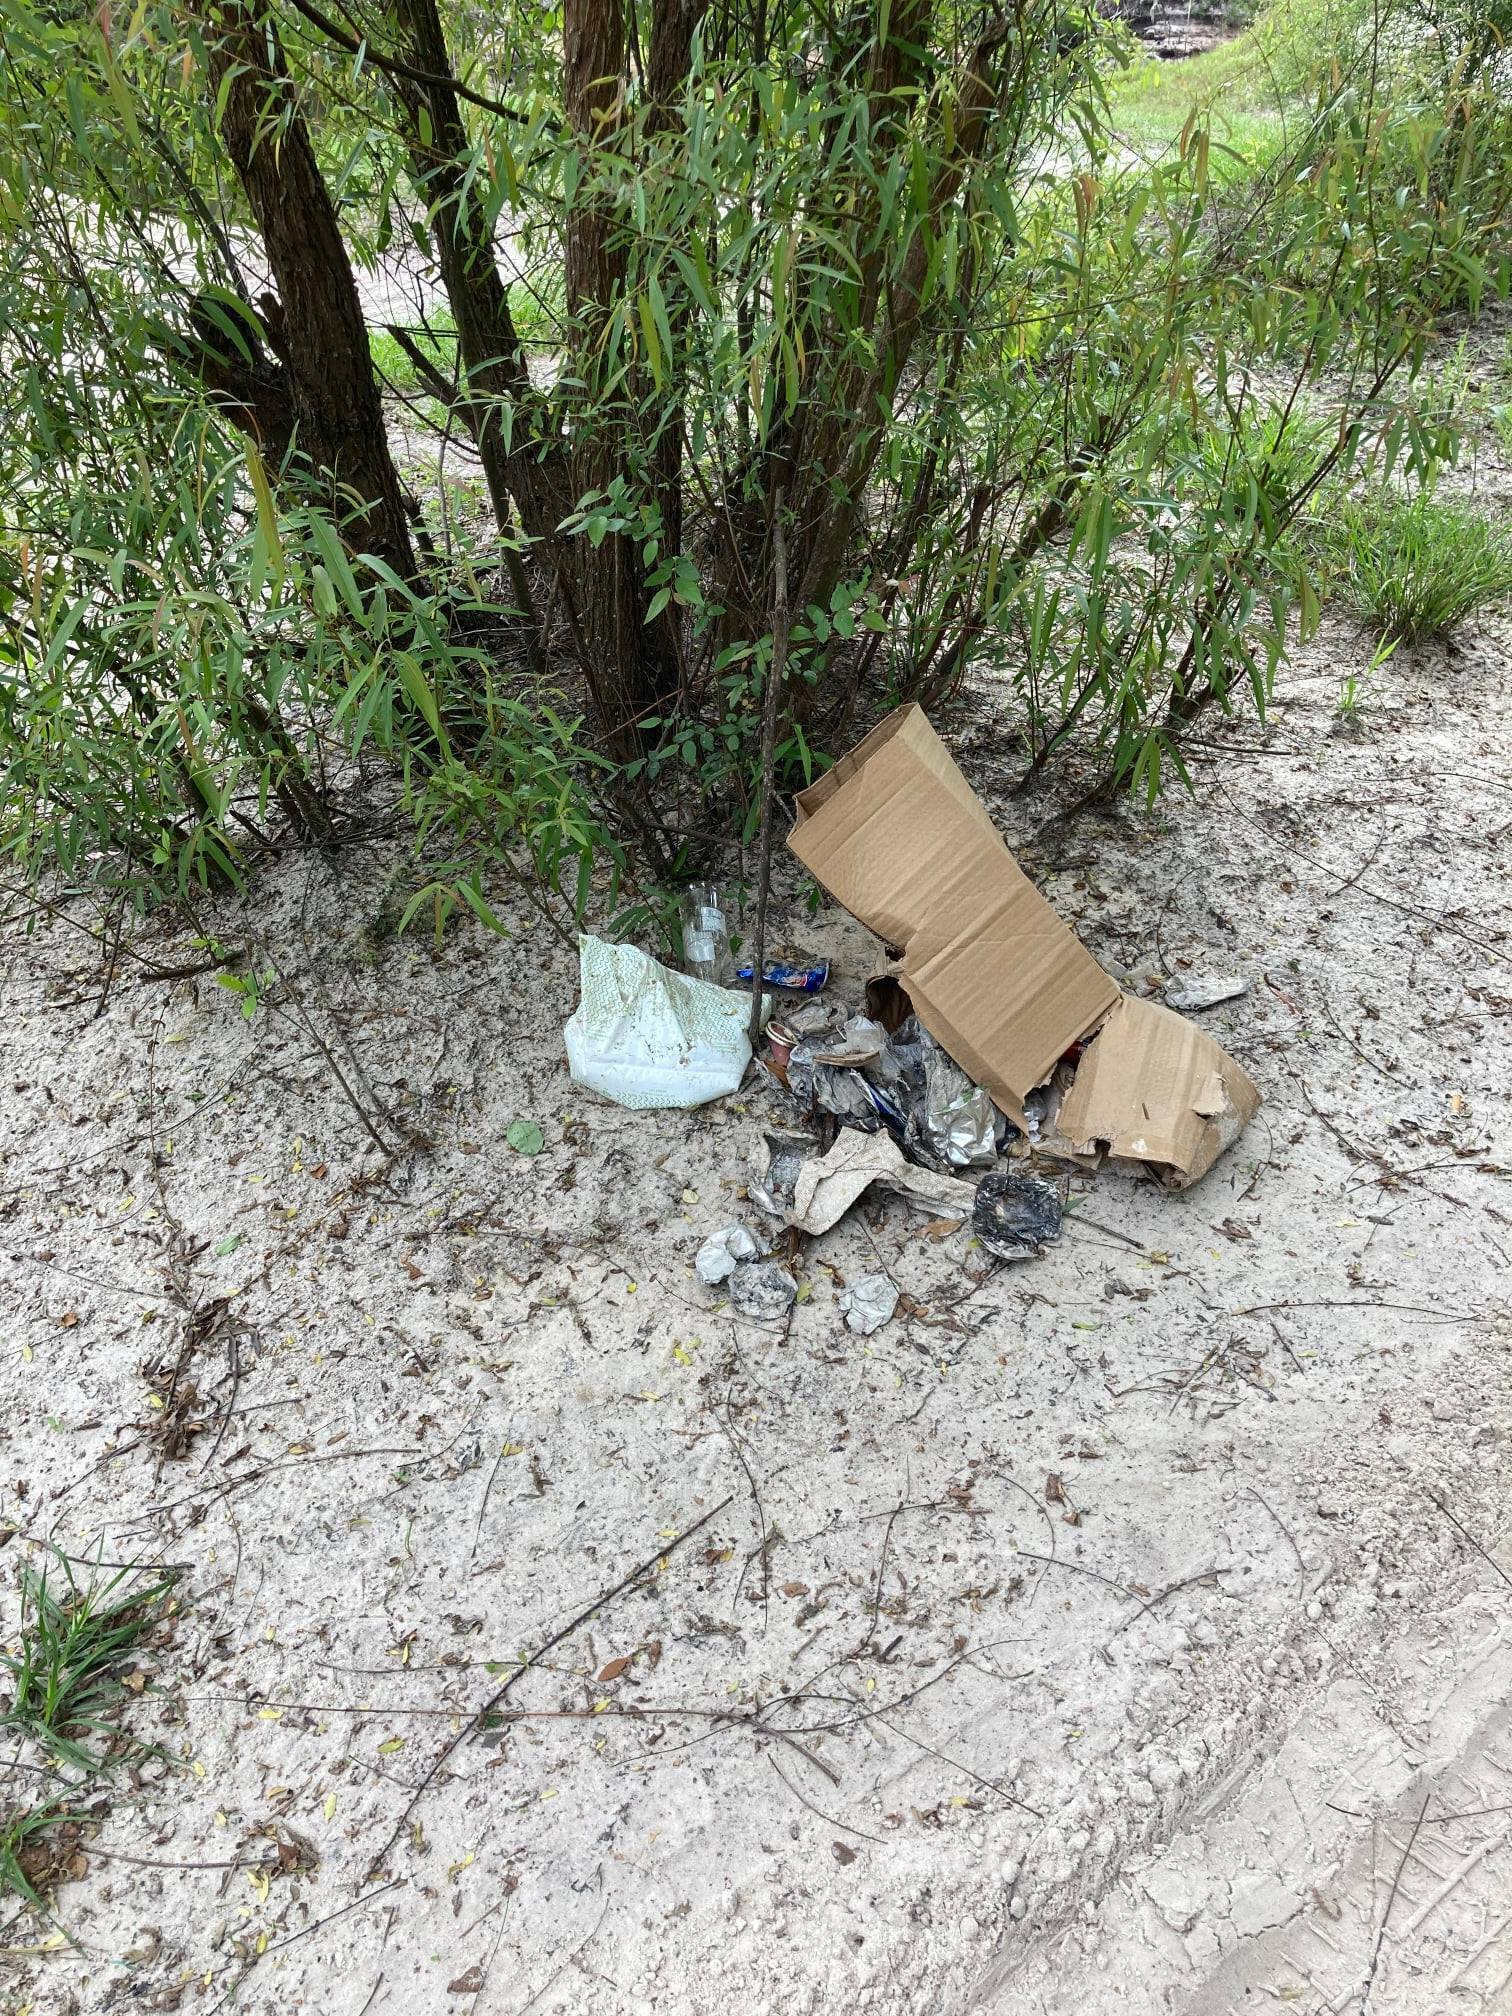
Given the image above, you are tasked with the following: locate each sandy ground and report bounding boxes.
[1,586,1510,2016]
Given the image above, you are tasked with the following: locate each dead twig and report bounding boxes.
[1362,1795,1431,2011]
[1061,1209,1149,1255]
[720,1386,770,1629]
[363,1496,733,1879]
[865,1501,907,1652]
[1427,1490,1512,1593]
[470,1442,507,1562]
[1109,1566,1222,1637]
[204,1878,403,2016]
[1244,1485,1308,1600]
[1011,1550,1132,1600]
[871,1709,1042,1818]
[1238,1298,1473,1325]
[766,1750,886,1846]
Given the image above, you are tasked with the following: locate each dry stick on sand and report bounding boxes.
[1362,1794,1432,2010]
[204,1878,404,2016]
[363,1496,734,1880]
[747,491,790,1051]
[1427,1489,1512,1592]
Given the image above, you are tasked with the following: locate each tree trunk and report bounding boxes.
[562,0,679,751]
[386,0,570,572]
[642,0,711,567]
[199,0,418,581]
[782,17,1011,629]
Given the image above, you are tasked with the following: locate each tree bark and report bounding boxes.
[561,0,679,750]
[783,18,1012,628]
[199,0,418,580]
[385,0,569,573]
[182,292,296,465]
[642,0,711,567]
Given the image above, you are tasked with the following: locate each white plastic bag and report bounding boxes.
[564,936,766,1110]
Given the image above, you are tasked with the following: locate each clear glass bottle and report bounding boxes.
[680,882,735,985]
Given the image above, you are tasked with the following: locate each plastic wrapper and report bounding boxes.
[838,1274,900,1336]
[810,1016,888,1068]
[870,1016,1002,1171]
[1163,972,1249,1013]
[786,1015,892,1129]
[749,1133,818,1219]
[695,1223,762,1284]
[783,1129,974,1236]
[564,936,765,1110]
[729,1260,798,1322]
[972,1171,1064,1261]
[736,949,829,992]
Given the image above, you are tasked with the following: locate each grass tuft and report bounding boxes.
[1317,488,1512,646]
[0,1802,82,1916]
[0,1551,177,1774]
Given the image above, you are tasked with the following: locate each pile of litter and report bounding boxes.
[567,704,1261,1329]
[786,705,1260,1187]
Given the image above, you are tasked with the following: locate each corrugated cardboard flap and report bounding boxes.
[789,704,1260,1186]
[788,706,1118,1118]
[1056,994,1261,1187]
[793,703,995,838]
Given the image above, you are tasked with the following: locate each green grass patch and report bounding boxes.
[0,1551,177,1774]
[1317,488,1512,645]
[1492,331,1512,460]
[367,277,566,396]
[0,1802,80,1918]
[1110,35,1287,170]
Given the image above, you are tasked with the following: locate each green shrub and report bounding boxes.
[1319,489,1512,644]
[1187,404,1335,530]
[1492,333,1512,460]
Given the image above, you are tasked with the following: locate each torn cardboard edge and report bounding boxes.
[789,704,1261,1188]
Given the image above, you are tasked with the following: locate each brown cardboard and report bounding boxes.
[788,704,1260,1185]
[1055,994,1260,1189]
[790,707,1120,1127]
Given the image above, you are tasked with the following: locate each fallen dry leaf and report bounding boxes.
[781,1581,810,1598]
[1213,1218,1253,1242]
[919,1218,964,1242]
[1044,1473,1066,1505]
[598,1655,633,1682]
[448,1966,484,1995]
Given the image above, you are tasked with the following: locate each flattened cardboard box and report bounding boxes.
[789,705,1260,1187]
